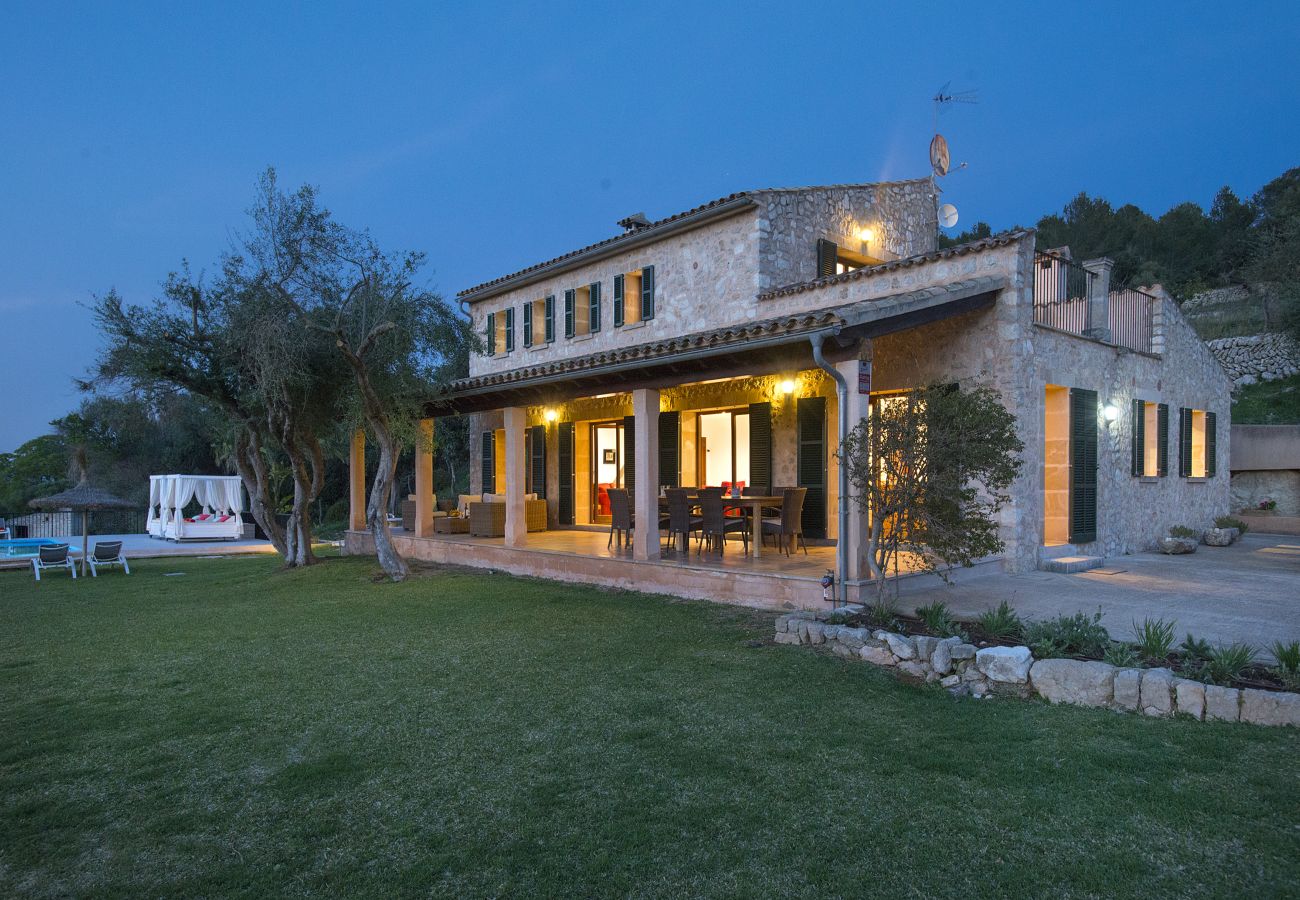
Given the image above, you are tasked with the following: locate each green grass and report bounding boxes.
[1,556,1297,898]
[1233,372,1300,424]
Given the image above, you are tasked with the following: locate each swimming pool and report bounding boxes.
[0,538,81,559]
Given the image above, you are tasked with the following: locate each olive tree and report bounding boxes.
[837,383,1024,603]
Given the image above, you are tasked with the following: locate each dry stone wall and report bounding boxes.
[1207,333,1300,386]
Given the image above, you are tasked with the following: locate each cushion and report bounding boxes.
[195,513,211,521]
[525,493,538,501]
[458,494,481,517]
[217,515,232,522]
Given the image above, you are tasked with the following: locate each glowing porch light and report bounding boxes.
[544,409,558,423]
[1102,404,1120,422]
[780,378,796,395]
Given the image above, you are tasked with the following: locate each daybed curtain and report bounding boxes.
[224,479,244,520]
[172,475,200,537]
[147,476,162,530]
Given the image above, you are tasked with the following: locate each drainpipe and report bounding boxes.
[809,330,850,608]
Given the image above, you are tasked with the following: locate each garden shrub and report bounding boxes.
[976,601,1023,642]
[1022,610,1110,659]
[1214,515,1249,534]
[1133,617,1176,661]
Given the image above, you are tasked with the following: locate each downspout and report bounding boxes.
[809,330,850,607]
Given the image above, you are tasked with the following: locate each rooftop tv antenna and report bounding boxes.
[930,83,977,230]
[932,81,979,133]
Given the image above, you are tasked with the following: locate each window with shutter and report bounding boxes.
[557,423,574,524]
[1206,411,1217,477]
[816,239,838,278]
[480,431,495,494]
[564,290,575,338]
[504,307,514,352]
[748,402,772,493]
[529,424,547,498]
[1068,388,1098,544]
[796,397,827,539]
[1130,398,1144,477]
[589,281,601,332]
[522,302,532,348]
[658,411,679,489]
[613,274,624,327]
[1157,403,1169,477]
[486,312,496,355]
[544,295,555,343]
[640,265,655,320]
[623,415,635,496]
[1179,407,1193,477]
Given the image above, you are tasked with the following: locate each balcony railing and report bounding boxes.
[1032,251,1156,354]
[1033,251,1093,334]
[1108,284,1156,354]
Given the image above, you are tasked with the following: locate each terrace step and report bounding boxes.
[1038,555,1105,574]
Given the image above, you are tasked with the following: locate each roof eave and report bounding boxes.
[458,195,758,304]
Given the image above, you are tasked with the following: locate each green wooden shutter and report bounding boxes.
[640,265,655,320]
[544,295,555,343]
[748,401,772,492]
[796,396,827,539]
[557,422,574,524]
[1157,403,1169,477]
[522,302,533,348]
[1178,407,1193,477]
[1130,398,1144,477]
[1206,411,1217,477]
[613,274,624,326]
[1068,388,1098,544]
[589,282,601,333]
[816,239,838,278]
[658,410,680,489]
[529,424,547,498]
[480,431,495,494]
[623,415,635,496]
[504,307,514,352]
[564,290,575,338]
[486,312,495,355]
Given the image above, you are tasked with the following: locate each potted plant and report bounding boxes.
[1257,498,1277,515]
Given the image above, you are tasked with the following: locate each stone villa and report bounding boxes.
[344,179,1231,607]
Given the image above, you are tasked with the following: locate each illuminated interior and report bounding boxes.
[1143,401,1159,476]
[1043,385,1069,545]
[1191,409,1207,477]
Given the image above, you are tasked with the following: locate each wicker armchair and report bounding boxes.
[468,499,548,536]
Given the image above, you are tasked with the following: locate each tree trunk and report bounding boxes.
[367,429,409,580]
[234,426,287,556]
[277,415,322,568]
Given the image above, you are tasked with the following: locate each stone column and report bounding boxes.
[348,429,366,532]
[1082,257,1114,343]
[835,344,872,583]
[632,388,660,561]
[414,417,434,537]
[503,407,528,547]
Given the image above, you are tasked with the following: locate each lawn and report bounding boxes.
[1,555,1297,898]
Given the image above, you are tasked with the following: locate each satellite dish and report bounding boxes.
[929,134,950,177]
[939,204,959,228]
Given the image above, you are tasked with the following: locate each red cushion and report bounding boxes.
[184,518,195,523]
[217,515,232,522]
[195,513,211,521]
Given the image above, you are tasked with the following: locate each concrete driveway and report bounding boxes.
[899,532,1300,654]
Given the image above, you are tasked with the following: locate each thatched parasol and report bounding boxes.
[29,473,134,576]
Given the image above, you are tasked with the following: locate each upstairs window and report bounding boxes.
[816,239,876,277]
[614,265,655,326]
[486,308,513,355]
[522,295,555,348]
[564,283,601,338]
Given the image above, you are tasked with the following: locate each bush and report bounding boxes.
[976,601,1024,642]
[1181,634,1213,662]
[323,498,349,524]
[1168,525,1198,539]
[1133,617,1176,661]
[1214,515,1249,534]
[915,601,967,639]
[1022,610,1110,659]
[1203,643,1256,686]
[1272,640,1300,674]
[1103,642,1140,667]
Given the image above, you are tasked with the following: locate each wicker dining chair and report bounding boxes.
[663,488,702,552]
[761,487,808,556]
[607,488,634,549]
[697,492,748,555]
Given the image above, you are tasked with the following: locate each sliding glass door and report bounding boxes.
[697,409,750,488]
[590,421,625,524]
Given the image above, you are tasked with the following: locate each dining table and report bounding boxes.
[660,491,785,558]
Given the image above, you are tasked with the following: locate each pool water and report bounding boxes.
[0,539,81,558]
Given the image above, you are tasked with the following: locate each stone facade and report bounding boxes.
[774,610,1300,728]
[1207,332,1300,386]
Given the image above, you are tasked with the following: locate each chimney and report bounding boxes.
[1082,257,1114,343]
[617,212,651,233]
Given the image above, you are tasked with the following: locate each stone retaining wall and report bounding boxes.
[1207,332,1300,386]
[774,610,1300,728]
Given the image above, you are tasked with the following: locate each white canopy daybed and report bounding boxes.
[147,474,245,541]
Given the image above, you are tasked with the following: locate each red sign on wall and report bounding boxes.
[857,360,872,395]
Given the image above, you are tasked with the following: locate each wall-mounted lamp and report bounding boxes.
[780,378,796,395]
[856,226,875,243]
[544,409,558,423]
[1102,404,1120,423]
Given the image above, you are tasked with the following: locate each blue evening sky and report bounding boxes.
[2,1,1297,452]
